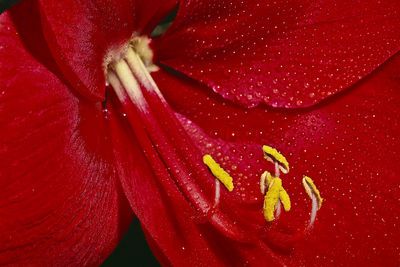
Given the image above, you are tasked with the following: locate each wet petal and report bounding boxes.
[149,50,400,265]
[155,0,400,108]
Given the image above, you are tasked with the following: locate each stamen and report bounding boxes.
[262,145,289,174]
[263,178,282,222]
[301,176,323,229]
[302,176,323,209]
[260,175,320,248]
[260,171,291,222]
[203,154,234,192]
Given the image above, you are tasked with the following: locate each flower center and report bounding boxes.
[130,36,159,73]
[106,37,324,256]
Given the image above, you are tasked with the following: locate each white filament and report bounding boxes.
[213,179,221,208]
[274,162,280,178]
[309,193,318,226]
[273,162,281,220]
[275,199,282,218]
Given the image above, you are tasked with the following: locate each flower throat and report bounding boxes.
[106,37,324,261]
[106,37,253,242]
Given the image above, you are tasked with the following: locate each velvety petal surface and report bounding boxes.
[136,49,400,266]
[0,3,132,265]
[155,0,400,108]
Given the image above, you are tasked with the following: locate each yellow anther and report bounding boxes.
[260,171,274,194]
[262,145,290,174]
[302,176,323,209]
[262,174,291,221]
[265,171,274,186]
[260,171,291,212]
[203,154,234,192]
[263,178,282,222]
[279,188,291,212]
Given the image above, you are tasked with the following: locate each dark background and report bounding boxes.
[0,0,18,12]
[101,218,160,267]
[1,0,160,265]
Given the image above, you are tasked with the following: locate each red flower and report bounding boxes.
[1,0,400,266]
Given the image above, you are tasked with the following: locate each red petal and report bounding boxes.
[106,58,284,265]
[0,4,132,265]
[109,111,227,266]
[146,49,400,265]
[108,93,283,266]
[155,0,400,108]
[38,0,135,100]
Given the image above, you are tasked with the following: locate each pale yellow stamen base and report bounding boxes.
[130,36,159,72]
[203,155,234,192]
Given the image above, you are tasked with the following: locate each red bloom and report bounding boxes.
[1,0,400,266]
